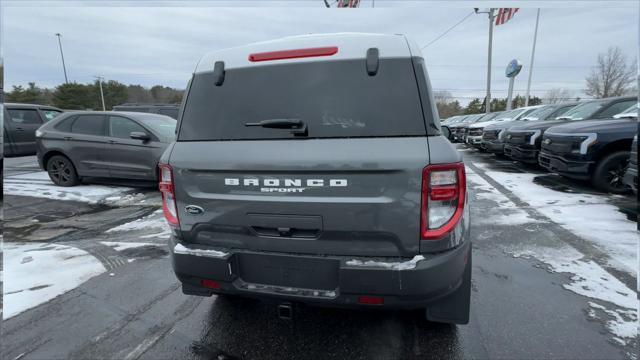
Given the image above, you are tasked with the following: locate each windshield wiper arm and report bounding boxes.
[245,118,308,136]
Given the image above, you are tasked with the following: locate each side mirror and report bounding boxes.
[440,125,452,140]
[130,131,150,141]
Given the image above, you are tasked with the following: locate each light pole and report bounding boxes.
[95,76,106,111]
[524,9,541,107]
[475,8,495,114]
[55,33,69,84]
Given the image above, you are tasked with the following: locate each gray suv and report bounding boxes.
[161,33,471,323]
[36,111,176,186]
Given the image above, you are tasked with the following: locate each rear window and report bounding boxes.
[179,58,426,141]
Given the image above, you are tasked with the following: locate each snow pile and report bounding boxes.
[346,255,425,270]
[485,170,637,275]
[4,171,133,204]
[173,244,228,258]
[512,245,638,344]
[4,242,106,319]
[106,210,170,239]
[466,168,543,226]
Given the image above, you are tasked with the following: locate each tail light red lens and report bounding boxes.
[358,296,384,305]
[421,163,466,240]
[248,46,338,62]
[201,279,221,289]
[158,164,179,227]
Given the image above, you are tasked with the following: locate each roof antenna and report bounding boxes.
[366,48,379,76]
[213,61,225,86]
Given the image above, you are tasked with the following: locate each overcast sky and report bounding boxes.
[3,1,638,104]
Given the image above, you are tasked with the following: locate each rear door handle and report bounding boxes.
[108,140,119,144]
[15,127,24,131]
[64,136,73,141]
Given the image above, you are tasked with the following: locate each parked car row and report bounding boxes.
[442,96,638,194]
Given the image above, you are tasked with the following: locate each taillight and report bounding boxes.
[158,164,179,227]
[421,163,466,240]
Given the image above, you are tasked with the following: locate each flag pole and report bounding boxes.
[524,8,540,106]
[485,8,495,114]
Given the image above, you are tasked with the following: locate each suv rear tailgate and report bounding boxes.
[170,137,429,257]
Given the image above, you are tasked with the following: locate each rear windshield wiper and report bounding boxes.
[245,118,308,136]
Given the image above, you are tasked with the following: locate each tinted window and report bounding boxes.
[71,115,106,136]
[561,100,606,120]
[179,58,426,141]
[597,100,637,118]
[109,116,147,139]
[114,107,150,113]
[137,114,176,138]
[42,110,62,121]
[547,104,576,120]
[8,109,42,124]
[54,115,76,132]
[158,108,178,119]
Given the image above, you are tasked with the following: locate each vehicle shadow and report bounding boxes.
[189,295,465,360]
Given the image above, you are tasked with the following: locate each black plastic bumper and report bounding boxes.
[504,144,538,164]
[170,238,471,309]
[538,151,593,180]
[483,141,504,154]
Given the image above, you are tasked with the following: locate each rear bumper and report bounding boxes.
[170,238,471,309]
[538,151,593,180]
[504,144,538,164]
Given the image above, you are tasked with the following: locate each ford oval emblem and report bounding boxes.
[185,205,205,215]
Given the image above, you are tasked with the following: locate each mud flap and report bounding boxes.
[425,250,471,324]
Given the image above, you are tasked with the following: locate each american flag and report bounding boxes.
[495,8,519,26]
[337,0,360,7]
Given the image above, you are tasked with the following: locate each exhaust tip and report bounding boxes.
[277,302,293,320]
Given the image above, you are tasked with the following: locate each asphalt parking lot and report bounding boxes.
[2,148,638,360]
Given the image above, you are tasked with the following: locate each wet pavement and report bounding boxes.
[2,150,638,360]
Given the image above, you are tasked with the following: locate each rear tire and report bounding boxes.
[47,155,80,187]
[591,151,631,194]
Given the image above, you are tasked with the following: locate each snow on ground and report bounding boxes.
[106,209,170,239]
[466,167,543,226]
[4,242,106,319]
[100,241,160,251]
[483,170,637,275]
[511,245,638,345]
[4,171,134,204]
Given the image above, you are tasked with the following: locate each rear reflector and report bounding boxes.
[201,279,221,289]
[358,296,384,305]
[248,46,338,62]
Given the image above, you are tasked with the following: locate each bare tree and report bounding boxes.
[544,88,573,104]
[585,46,636,98]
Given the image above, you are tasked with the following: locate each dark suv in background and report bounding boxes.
[112,104,180,119]
[36,111,176,186]
[538,103,638,193]
[161,33,472,324]
[503,96,637,164]
[4,103,64,156]
[482,103,577,154]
